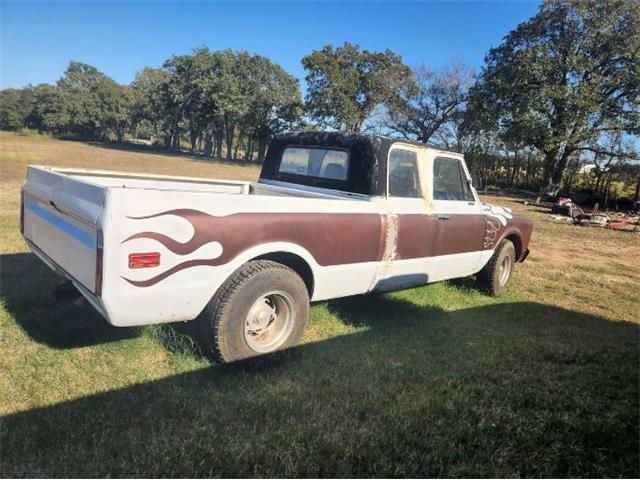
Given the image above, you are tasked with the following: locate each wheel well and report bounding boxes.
[253,252,314,296]
[505,233,523,261]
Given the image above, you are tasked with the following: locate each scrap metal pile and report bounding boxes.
[525,197,640,232]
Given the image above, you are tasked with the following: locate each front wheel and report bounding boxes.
[476,239,516,297]
[197,260,310,362]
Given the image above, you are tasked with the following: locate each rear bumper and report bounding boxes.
[25,238,109,320]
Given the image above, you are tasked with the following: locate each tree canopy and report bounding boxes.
[386,62,474,145]
[0,15,637,201]
[302,42,414,132]
[467,0,639,195]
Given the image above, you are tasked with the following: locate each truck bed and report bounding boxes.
[21,165,373,324]
[21,166,250,297]
[39,167,252,193]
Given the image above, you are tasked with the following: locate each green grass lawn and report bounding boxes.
[1,133,638,477]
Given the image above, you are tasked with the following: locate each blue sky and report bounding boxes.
[1,1,540,90]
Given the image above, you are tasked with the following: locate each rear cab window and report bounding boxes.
[279,147,349,181]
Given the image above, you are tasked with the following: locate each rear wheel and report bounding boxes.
[197,260,309,362]
[476,239,516,297]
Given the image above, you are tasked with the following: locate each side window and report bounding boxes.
[433,157,475,201]
[388,148,421,198]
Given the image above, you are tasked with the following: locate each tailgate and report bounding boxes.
[21,166,105,293]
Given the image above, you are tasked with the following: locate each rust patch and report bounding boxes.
[382,213,399,261]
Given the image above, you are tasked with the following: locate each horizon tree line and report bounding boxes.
[1,0,638,200]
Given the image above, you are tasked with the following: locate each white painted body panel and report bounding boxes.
[21,164,495,327]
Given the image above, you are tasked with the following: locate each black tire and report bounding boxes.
[476,239,516,297]
[197,260,309,363]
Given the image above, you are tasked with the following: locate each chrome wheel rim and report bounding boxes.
[244,291,294,353]
[498,255,512,287]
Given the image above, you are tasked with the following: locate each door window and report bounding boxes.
[433,157,475,201]
[388,148,421,198]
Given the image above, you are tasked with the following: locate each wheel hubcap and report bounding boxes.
[498,255,512,287]
[244,291,294,353]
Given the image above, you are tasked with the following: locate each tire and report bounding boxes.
[476,239,516,297]
[197,260,310,363]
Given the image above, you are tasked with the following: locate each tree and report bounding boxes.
[467,0,639,196]
[25,84,69,133]
[244,55,302,161]
[0,88,31,130]
[131,67,177,148]
[302,42,413,132]
[163,48,213,152]
[58,61,133,140]
[386,62,474,145]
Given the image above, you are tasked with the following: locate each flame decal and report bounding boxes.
[123,258,222,287]
[120,209,385,287]
[122,209,225,287]
[123,209,221,256]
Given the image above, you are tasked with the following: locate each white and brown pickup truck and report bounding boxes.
[21,132,532,361]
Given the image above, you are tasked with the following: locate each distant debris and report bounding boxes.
[129,138,155,146]
[578,164,598,175]
[527,196,639,232]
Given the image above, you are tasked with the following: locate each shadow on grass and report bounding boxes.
[0,249,484,353]
[1,266,639,477]
[0,253,138,348]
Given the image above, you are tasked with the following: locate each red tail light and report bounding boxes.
[129,252,161,269]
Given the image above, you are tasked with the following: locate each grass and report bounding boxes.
[0,132,638,477]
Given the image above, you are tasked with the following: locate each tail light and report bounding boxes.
[128,252,160,268]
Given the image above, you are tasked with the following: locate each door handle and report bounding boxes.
[437,214,451,220]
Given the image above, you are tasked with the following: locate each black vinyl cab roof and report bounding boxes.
[260,131,441,196]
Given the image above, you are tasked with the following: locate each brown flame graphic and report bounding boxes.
[124,209,222,256]
[121,209,227,287]
[121,209,383,287]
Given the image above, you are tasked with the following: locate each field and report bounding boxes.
[1,132,638,477]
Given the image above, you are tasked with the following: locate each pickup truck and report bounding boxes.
[21,131,533,362]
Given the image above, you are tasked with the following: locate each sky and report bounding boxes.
[1,1,541,90]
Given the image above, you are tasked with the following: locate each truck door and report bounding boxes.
[430,156,486,279]
[371,145,438,291]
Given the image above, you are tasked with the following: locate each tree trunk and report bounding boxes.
[225,125,234,161]
[190,128,199,153]
[541,147,571,197]
[634,175,640,206]
[604,174,612,210]
[524,152,532,189]
[594,171,604,195]
[257,140,266,162]
[215,134,223,159]
[203,130,214,157]
[172,130,180,151]
[245,137,254,161]
[509,149,520,187]
[233,129,244,160]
